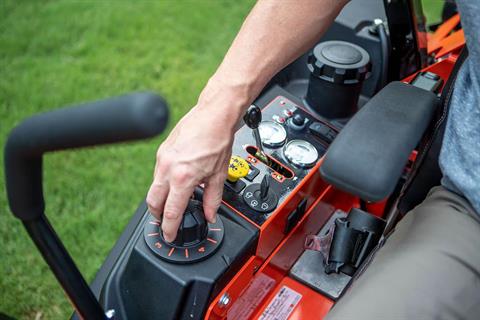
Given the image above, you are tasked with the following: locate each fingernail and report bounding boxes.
[163,232,173,243]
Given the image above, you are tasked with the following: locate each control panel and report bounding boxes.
[222,89,338,226]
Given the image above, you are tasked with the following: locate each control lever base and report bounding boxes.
[144,214,224,264]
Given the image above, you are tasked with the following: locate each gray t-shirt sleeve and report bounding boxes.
[456,1,480,65]
[439,0,480,215]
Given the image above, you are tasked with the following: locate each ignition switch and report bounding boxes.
[242,175,278,213]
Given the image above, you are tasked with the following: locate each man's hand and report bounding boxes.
[147,82,245,242]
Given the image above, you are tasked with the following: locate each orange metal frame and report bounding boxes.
[427,14,464,58]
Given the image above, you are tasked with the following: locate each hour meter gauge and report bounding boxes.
[258,121,287,148]
[283,139,318,168]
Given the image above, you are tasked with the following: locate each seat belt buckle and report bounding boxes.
[304,208,386,276]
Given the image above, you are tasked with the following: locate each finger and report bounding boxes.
[162,185,195,242]
[202,175,224,224]
[146,180,169,220]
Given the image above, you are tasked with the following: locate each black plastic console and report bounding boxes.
[97,190,258,320]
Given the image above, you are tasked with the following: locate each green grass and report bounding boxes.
[0,1,254,318]
[423,0,444,25]
[0,1,443,319]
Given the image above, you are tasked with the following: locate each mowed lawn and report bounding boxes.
[0,1,254,318]
[1,1,442,319]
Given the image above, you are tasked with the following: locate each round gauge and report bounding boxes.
[283,140,319,168]
[258,121,287,148]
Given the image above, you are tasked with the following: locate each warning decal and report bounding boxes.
[259,286,302,320]
[227,273,276,320]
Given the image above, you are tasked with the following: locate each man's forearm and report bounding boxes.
[149,0,349,241]
[200,0,349,122]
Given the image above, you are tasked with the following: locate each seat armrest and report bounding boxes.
[319,81,438,202]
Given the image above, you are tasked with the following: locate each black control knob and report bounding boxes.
[292,114,305,126]
[243,105,262,129]
[288,113,306,130]
[144,199,225,264]
[170,200,207,247]
[243,175,278,213]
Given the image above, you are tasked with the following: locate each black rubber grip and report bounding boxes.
[243,105,262,129]
[5,92,169,221]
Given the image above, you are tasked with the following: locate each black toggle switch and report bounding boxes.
[288,114,307,130]
[309,122,337,144]
[245,164,260,182]
[292,114,305,126]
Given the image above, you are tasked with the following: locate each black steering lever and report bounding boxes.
[4,92,169,320]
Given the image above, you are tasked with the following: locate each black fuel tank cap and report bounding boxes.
[308,40,371,84]
[321,43,362,65]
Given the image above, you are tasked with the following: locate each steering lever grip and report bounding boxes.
[243,105,262,129]
[243,105,269,164]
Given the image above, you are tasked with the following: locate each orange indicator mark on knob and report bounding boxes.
[149,221,160,226]
[154,242,162,249]
[168,247,175,257]
[209,228,221,232]
[185,249,189,258]
[198,247,205,253]
[147,232,159,237]
[207,238,217,244]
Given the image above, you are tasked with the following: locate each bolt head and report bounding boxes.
[218,293,231,308]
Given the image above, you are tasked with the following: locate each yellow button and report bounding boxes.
[227,156,250,182]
